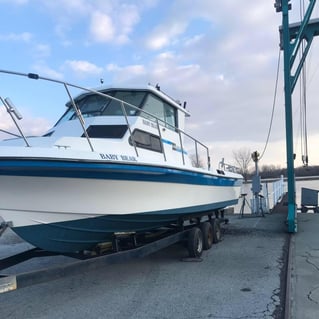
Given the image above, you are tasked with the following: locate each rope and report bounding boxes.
[259,48,281,161]
[299,0,309,166]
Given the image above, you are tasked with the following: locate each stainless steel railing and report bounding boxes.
[0,69,211,169]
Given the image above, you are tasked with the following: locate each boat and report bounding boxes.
[0,70,243,253]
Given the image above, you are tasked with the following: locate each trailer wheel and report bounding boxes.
[187,227,203,258]
[212,219,221,243]
[200,222,213,250]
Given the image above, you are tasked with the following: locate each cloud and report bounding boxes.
[0,32,32,42]
[21,116,52,136]
[89,4,140,44]
[106,63,146,82]
[0,0,29,4]
[145,21,187,50]
[32,62,64,79]
[89,11,115,43]
[34,44,51,58]
[40,1,142,45]
[184,34,205,47]
[116,4,140,44]
[63,60,103,77]
[0,108,15,132]
[0,107,51,140]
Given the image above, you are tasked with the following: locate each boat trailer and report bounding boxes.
[0,213,226,294]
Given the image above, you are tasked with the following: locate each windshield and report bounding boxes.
[55,90,147,126]
[77,94,112,116]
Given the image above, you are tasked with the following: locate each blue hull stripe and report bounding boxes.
[161,138,187,154]
[12,199,238,253]
[0,158,242,186]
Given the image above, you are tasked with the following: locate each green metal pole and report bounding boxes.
[282,0,297,232]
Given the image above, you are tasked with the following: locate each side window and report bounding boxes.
[163,103,176,129]
[130,129,162,153]
[142,94,164,122]
[141,94,177,131]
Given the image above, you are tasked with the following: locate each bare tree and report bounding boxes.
[232,148,252,181]
[189,154,205,168]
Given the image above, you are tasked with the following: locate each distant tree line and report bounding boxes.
[231,147,319,180]
[247,164,319,180]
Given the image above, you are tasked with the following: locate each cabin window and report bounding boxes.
[142,94,177,130]
[82,125,128,138]
[164,103,176,129]
[102,91,146,116]
[129,129,162,153]
[78,94,112,116]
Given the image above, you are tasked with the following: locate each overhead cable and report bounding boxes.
[259,48,281,161]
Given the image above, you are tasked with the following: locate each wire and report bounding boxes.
[259,48,281,161]
[299,0,309,166]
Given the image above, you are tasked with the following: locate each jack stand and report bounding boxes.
[239,193,251,218]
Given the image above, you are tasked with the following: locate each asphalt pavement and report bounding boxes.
[287,213,319,319]
[0,211,288,319]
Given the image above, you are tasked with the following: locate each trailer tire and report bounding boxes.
[200,222,213,250]
[187,227,203,258]
[212,219,221,243]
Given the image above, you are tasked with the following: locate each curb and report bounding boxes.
[284,233,295,319]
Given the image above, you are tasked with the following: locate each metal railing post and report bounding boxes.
[194,141,199,167]
[63,84,94,152]
[120,101,139,157]
[178,130,185,165]
[156,119,166,162]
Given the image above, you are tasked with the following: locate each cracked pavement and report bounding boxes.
[290,214,319,319]
[0,213,288,319]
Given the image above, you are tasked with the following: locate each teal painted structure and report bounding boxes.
[276,0,319,232]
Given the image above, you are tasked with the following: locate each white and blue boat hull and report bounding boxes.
[0,159,241,252]
[0,75,243,253]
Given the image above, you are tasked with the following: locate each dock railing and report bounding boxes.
[272,175,285,207]
[249,175,285,214]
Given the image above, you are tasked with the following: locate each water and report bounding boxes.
[234,178,319,214]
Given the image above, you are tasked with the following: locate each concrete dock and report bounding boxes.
[0,206,318,318]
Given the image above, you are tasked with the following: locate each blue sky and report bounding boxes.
[1,0,319,168]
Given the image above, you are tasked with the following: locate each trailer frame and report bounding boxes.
[0,212,226,294]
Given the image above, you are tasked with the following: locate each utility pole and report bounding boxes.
[251,151,262,215]
[282,0,296,233]
[275,0,296,232]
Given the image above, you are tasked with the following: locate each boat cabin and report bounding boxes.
[39,85,196,163]
[53,85,189,135]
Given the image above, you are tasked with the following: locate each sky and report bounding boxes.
[0,0,319,169]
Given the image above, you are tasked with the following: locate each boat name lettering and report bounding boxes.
[120,155,137,162]
[99,153,137,162]
[100,153,118,160]
[142,119,157,129]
